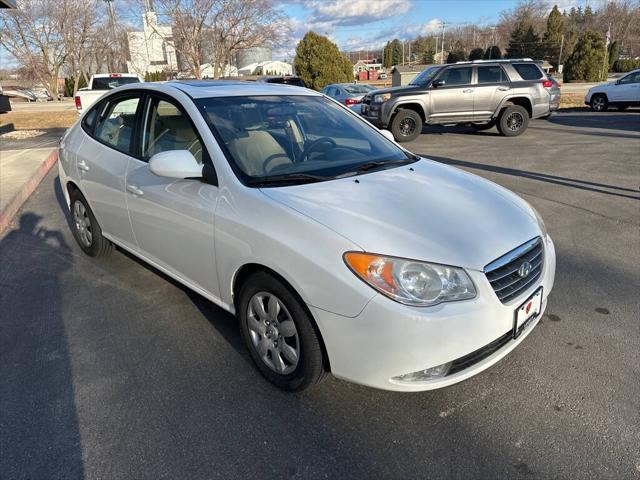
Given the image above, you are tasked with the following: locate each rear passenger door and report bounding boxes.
[125,94,221,298]
[474,65,510,120]
[77,93,142,249]
[428,66,474,122]
[611,71,640,102]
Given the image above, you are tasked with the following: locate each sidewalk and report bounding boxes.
[0,130,62,234]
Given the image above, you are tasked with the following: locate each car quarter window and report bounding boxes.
[438,67,473,86]
[142,97,204,163]
[513,63,543,80]
[93,96,140,154]
[477,66,508,84]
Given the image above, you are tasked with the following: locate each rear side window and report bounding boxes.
[94,96,140,154]
[92,76,140,90]
[477,66,508,84]
[142,98,203,163]
[513,64,543,80]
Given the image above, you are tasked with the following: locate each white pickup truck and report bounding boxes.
[75,73,141,114]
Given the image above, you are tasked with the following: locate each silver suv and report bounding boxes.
[361,59,560,142]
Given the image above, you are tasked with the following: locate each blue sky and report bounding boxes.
[274,0,588,59]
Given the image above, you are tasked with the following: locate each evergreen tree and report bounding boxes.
[484,45,502,60]
[383,39,403,67]
[543,5,564,66]
[468,48,484,61]
[563,30,608,82]
[446,50,467,63]
[506,20,529,58]
[294,32,354,90]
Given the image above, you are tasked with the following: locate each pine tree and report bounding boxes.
[469,48,484,61]
[608,41,620,71]
[294,32,354,90]
[563,30,608,82]
[543,5,564,66]
[506,20,528,58]
[446,50,467,63]
[484,45,502,60]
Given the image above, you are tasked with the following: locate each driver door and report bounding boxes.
[125,94,221,298]
[610,71,640,102]
[428,66,475,122]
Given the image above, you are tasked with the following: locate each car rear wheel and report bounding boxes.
[390,109,422,143]
[590,94,608,112]
[497,105,529,137]
[238,271,325,391]
[69,189,113,257]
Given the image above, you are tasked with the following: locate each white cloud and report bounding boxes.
[306,0,412,27]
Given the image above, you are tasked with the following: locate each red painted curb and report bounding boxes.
[0,149,58,236]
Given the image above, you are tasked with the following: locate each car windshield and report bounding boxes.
[92,77,140,90]
[409,66,441,85]
[195,95,415,186]
[343,84,375,94]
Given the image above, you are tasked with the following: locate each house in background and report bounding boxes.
[237,60,293,77]
[391,64,432,86]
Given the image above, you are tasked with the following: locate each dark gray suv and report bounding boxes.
[361,59,560,142]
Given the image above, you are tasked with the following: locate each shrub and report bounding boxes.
[612,58,640,73]
[563,30,608,83]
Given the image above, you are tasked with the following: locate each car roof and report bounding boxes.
[114,80,320,99]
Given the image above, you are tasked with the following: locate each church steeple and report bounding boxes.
[143,0,154,13]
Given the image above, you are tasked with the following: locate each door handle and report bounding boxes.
[126,184,144,196]
[497,86,510,91]
[463,89,474,93]
[77,160,90,172]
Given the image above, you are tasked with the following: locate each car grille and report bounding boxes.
[447,331,512,376]
[484,237,544,304]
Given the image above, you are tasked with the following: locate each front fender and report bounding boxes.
[385,97,429,122]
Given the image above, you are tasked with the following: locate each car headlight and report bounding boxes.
[344,252,476,307]
[373,93,391,103]
[531,207,548,239]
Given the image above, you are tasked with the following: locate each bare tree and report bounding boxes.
[63,0,101,96]
[209,0,288,79]
[154,0,219,79]
[0,0,71,99]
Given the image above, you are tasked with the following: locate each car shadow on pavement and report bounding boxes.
[547,112,640,132]
[0,211,85,479]
[424,155,640,201]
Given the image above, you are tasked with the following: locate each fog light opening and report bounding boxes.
[393,362,452,383]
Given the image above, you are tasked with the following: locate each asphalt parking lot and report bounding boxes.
[1,110,639,479]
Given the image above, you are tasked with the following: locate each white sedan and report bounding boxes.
[585,69,640,111]
[58,80,555,392]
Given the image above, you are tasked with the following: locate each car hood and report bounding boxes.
[368,85,424,96]
[261,159,542,271]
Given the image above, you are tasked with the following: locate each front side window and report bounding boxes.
[142,98,203,163]
[513,63,543,80]
[409,66,441,85]
[94,96,140,154]
[196,95,415,186]
[437,67,473,86]
[477,66,508,84]
[619,71,640,85]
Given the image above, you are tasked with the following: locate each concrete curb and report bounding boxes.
[0,149,58,236]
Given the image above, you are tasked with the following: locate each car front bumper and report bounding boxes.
[310,235,556,392]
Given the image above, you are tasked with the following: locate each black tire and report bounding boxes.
[69,188,113,257]
[238,271,325,392]
[471,120,496,131]
[390,108,422,143]
[497,105,529,137]
[590,94,608,112]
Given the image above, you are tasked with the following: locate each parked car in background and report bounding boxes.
[0,86,11,113]
[585,69,640,111]
[59,80,555,393]
[320,83,376,113]
[257,75,306,88]
[75,73,141,114]
[361,59,559,142]
[32,86,60,102]
[2,86,37,102]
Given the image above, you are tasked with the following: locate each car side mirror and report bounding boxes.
[432,79,446,88]
[379,129,396,142]
[149,150,203,179]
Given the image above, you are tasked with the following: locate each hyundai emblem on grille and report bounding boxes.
[518,261,532,278]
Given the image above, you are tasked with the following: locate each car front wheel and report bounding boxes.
[390,108,422,143]
[590,94,608,112]
[238,272,325,391]
[497,105,529,137]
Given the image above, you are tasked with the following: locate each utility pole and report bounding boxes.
[408,40,411,64]
[558,34,564,73]
[435,35,439,64]
[402,40,405,65]
[440,22,446,64]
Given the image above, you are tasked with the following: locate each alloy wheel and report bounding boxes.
[592,97,606,111]
[73,200,92,247]
[505,112,524,132]
[246,292,300,375]
[399,117,416,136]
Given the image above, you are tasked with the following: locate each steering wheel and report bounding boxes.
[301,137,336,162]
[263,153,294,173]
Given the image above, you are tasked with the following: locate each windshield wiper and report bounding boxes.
[245,173,328,187]
[352,157,418,174]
